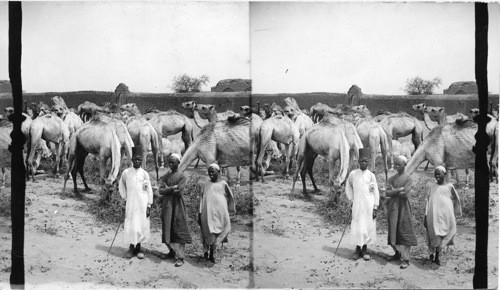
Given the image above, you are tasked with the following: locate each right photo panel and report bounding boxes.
[250,2,499,288]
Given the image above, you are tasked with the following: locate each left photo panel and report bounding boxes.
[0,2,253,288]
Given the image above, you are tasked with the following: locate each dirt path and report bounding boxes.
[0,173,252,288]
[252,171,498,288]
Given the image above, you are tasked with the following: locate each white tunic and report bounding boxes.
[119,167,154,246]
[345,168,380,247]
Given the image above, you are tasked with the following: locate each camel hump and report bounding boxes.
[455,118,475,128]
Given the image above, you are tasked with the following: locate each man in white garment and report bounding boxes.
[119,146,154,259]
[345,148,380,261]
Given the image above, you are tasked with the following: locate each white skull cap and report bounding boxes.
[209,163,220,171]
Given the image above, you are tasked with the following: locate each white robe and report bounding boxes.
[119,167,154,246]
[345,168,380,247]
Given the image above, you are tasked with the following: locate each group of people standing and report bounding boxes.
[116,145,462,270]
[345,148,462,269]
[117,147,235,267]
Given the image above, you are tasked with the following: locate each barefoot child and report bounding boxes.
[199,163,236,263]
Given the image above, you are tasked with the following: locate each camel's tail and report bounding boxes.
[336,129,350,186]
[63,134,78,193]
[108,128,121,185]
[291,133,308,193]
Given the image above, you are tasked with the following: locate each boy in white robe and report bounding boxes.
[345,148,380,261]
[119,146,154,259]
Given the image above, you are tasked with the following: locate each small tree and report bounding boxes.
[170,74,209,93]
[403,76,442,95]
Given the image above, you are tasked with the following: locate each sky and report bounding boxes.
[0,2,250,93]
[251,2,500,94]
[0,2,499,95]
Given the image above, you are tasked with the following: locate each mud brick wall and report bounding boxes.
[1,91,497,116]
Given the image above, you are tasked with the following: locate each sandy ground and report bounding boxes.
[252,169,499,289]
[0,167,253,289]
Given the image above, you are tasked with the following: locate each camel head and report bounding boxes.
[3,107,14,119]
[470,108,480,119]
[283,105,298,120]
[181,101,196,111]
[51,104,66,118]
[351,105,369,115]
[239,105,252,118]
[197,104,216,119]
[268,102,283,117]
[31,101,50,117]
[411,103,427,114]
[426,106,445,120]
[120,103,141,115]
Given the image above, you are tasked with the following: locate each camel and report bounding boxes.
[489,121,499,182]
[26,114,70,181]
[157,138,185,159]
[3,108,52,173]
[310,102,335,123]
[31,101,51,118]
[240,105,281,176]
[93,112,134,167]
[197,104,236,122]
[63,120,121,196]
[351,105,391,179]
[373,109,424,149]
[262,102,284,119]
[411,103,434,130]
[182,103,240,182]
[427,106,468,125]
[320,113,363,169]
[256,115,300,182]
[283,97,314,138]
[291,121,350,201]
[470,108,499,180]
[405,120,476,188]
[137,106,194,167]
[119,103,160,174]
[388,140,415,160]
[76,101,104,123]
[181,101,209,129]
[4,107,32,138]
[51,96,84,148]
[0,125,10,190]
[178,116,254,186]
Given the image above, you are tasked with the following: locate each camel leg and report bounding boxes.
[235,166,241,187]
[256,131,272,183]
[157,136,164,168]
[54,142,61,178]
[291,147,305,194]
[63,148,76,194]
[307,155,320,193]
[27,130,42,182]
[77,153,91,192]
[283,144,291,179]
[328,156,338,202]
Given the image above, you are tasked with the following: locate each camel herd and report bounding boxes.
[0,96,498,199]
